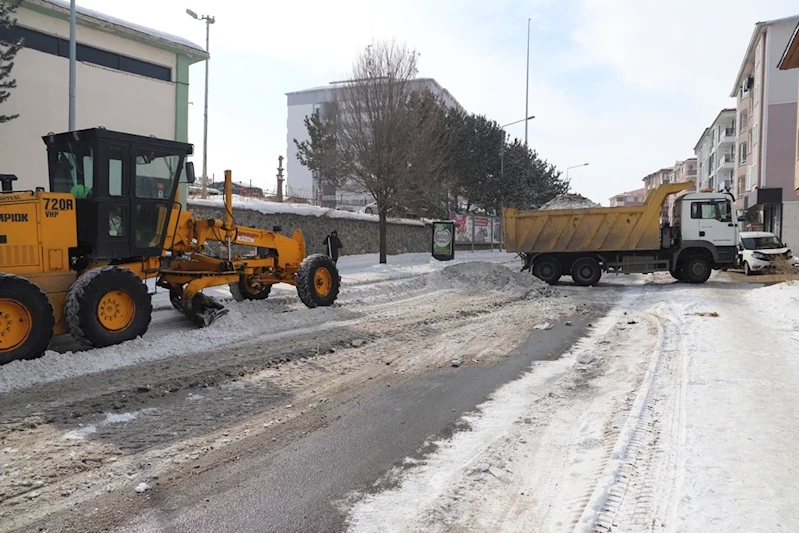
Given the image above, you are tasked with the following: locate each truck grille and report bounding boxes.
[0,245,38,267]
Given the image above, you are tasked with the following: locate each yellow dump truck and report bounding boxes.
[503,182,738,285]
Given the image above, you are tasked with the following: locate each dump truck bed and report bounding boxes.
[503,182,694,254]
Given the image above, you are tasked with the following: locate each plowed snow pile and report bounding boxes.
[540,193,600,210]
[424,261,555,297]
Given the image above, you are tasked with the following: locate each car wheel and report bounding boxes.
[744,262,751,276]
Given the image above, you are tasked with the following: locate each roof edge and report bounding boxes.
[24,0,209,62]
[778,22,799,70]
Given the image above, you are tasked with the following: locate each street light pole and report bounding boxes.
[68,0,76,131]
[524,17,531,146]
[565,162,590,181]
[500,115,536,184]
[187,9,215,199]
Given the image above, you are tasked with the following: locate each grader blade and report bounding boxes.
[185,293,229,328]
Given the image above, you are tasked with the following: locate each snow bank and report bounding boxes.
[539,193,601,210]
[423,261,555,297]
[189,196,427,226]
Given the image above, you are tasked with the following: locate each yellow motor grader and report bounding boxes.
[0,128,339,364]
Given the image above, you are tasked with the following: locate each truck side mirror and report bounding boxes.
[185,162,196,184]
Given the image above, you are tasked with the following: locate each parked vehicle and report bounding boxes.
[503,182,738,285]
[736,231,798,275]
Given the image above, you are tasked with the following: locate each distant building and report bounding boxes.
[642,167,673,222]
[0,0,207,201]
[694,109,736,192]
[609,188,646,207]
[667,158,698,221]
[285,78,463,207]
[731,15,799,248]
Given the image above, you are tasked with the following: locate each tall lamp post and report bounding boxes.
[524,17,531,146]
[500,116,536,182]
[186,8,215,199]
[566,162,589,181]
[68,0,76,130]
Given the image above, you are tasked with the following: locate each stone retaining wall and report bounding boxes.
[188,203,432,258]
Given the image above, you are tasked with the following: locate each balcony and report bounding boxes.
[717,153,735,170]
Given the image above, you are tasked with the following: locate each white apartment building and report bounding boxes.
[694,109,736,192]
[0,0,207,199]
[731,15,799,247]
[285,78,463,207]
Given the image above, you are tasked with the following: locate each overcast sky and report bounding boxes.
[74,0,797,205]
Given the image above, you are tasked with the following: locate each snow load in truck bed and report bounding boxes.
[539,194,601,210]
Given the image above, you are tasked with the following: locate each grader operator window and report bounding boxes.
[52,148,94,199]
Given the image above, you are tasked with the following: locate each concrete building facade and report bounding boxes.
[609,188,645,207]
[777,21,799,196]
[286,78,463,207]
[694,109,736,192]
[730,15,799,247]
[0,0,207,195]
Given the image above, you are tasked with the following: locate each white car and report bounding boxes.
[737,231,799,275]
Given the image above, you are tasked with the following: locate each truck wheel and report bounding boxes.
[571,258,602,286]
[230,274,272,301]
[532,256,562,285]
[0,275,55,365]
[669,266,684,282]
[296,254,340,308]
[66,266,152,348]
[683,256,711,284]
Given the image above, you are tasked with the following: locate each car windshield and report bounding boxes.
[742,236,783,250]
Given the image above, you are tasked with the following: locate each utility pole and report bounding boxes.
[524,17,531,146]
[68,0,76,130]
[276,155,285,202]
[186,9,215,199]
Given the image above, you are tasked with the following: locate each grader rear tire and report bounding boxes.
[0,274,54,365]
[66,266,152,348]
[296,254,340,308]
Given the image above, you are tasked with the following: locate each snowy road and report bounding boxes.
[2,257,797,533]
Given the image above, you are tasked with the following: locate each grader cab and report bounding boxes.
[0,128,339,365]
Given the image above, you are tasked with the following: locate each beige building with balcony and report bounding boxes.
[731,15,799,247]
[694,109,736,192]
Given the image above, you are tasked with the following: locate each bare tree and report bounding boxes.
[334,40,451,263]
[0,0,22,124]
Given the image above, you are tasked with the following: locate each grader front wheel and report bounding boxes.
[296,254,340,308]
[66,266,152,348]
[0,274,55,365]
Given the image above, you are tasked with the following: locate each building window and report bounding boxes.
[688,164,694,170]
[740,142,748,164]
[0,24,171,82]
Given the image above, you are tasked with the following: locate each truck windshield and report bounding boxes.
[742,236,783,249]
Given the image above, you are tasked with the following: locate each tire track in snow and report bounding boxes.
[572,298,686,533]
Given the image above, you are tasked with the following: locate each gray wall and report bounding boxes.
[188,203,432,258]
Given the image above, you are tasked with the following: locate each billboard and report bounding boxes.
[431,221,455,261]
[452,214,473,243]
[473,216,491,243]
